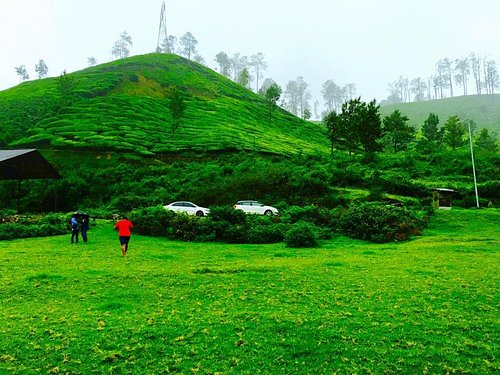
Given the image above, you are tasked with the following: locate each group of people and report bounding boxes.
[70,213,134,257]
[70,214,89,244]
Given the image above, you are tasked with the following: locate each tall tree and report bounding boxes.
[357,99,382,153]
[410,77,427,101]
[179,32,198,60]
[214,52,231,78]
[284,80,299,116]
[229,53,248,82]
[168,89,187,136]
[421,113,443,143]
[237,67,251,88]
[35,59,48,79]
[264,82,282,122]
[160,35,177,53]
[323,111,342,155]
[111,31,132,59]
[454,58,470,96]
[250,52,267,93]
[484,59,499,95]
[14,65,29,82]
[58,70,77,108]
[475,128,498,152]
[382,110,416,153]
[469,53,482,94]
[443,115,466,149]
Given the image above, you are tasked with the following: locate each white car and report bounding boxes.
[163,201,210,216]
[233,200,279,216]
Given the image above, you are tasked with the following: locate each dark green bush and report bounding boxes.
[284,221,318,248]
[170,214,214,242]
[339,202,427,243]
[281,205,339,226]
[129,206,174,236]
[208,206,247,225]
[246,224,285,244]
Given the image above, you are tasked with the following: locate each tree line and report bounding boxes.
[323,98,498,156]
[384,53,499,104]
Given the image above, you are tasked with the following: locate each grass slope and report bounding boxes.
[0,54,328,156]
[1,208,498,373]
[380,94,500,133]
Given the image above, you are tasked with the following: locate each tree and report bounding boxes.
[323,111,342,155]
[475,128,498,152]
[111,31,132,59]
[250,52,267,92]
[421,113,443,143]
[159,35,177,53]
[410,77,427,102]
[229,53,248,82]
[237,67,251,88]
[35,59,48,79]
[470,53,482,94]
[87,57,97,66]
[214,52,231,78]
[382,110,416,153]
[357,99,382,153]
[454,58,470,96]
[441,58,454,97]
[179,32,198,60]
[443,115,466,149]
[168,89,187,136]
[14,65,29,82]
[484,59,499,95]
[193,54,206,65]
[264,82,282,122]
[321,80,344,113]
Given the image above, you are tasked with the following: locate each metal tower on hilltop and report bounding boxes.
[156,1,168,52]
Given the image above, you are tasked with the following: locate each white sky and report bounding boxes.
[1,0,500,107]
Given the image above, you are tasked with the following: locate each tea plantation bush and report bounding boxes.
[284,221,318,248]
[129,206,174,236]
[339,202,429,243]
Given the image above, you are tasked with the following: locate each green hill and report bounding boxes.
[0,54,328,156]
[380,95,500,132]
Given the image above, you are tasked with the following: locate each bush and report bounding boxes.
[339,202,427,243]
[246,224,285,244]
[129,206,174,236]
[284,221,318,248]
[281,205,338,226]
[170,213,214,242]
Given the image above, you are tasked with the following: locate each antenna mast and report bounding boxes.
[156,1,168,52]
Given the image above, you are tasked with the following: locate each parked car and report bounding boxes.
[163,201,210,216]
[233,200,279,216]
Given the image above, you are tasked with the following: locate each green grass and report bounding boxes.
[380,94,500,133]
[0,53,328,156]
[1,209,499,373]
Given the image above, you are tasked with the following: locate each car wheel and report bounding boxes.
[196,211,204,217]
[264,210,273,216]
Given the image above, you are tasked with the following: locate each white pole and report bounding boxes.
[467,121,480,208]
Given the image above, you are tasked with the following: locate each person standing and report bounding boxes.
[70,215,79,244]
[81,216,89,243]
[114,216,134,257]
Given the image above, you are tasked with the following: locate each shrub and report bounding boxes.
[284,221,318,248]
[208,206,247,225]
[171,213,214,242]
[246,224,285,244]
[339,202,427,243]
[129,206,174,236]
[281,205,338,226]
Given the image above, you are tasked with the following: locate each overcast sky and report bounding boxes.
[1,0,500,107]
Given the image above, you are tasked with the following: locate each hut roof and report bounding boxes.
[0,149,61,180]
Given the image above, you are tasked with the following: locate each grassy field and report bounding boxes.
[1,209,498,374]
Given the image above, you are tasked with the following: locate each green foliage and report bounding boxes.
[443,115,466,149]
[0,213,67,240]
[129,206,174,236]
[382,109,416,153]
[167,88,187,135]
[421,112,443,142]
[475,128,498,152]
[339,202,429,243]
[1,54,327,155]
[284,221,318,247]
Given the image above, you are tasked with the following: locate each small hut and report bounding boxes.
[0,149,61,212]
[431,188,457,210]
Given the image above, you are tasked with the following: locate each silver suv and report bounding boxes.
[233,200,279,216]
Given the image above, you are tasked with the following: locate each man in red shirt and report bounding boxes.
[114,216,134,257]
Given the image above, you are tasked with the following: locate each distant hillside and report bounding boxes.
[380,95,500,133]
[0,54,328,156]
